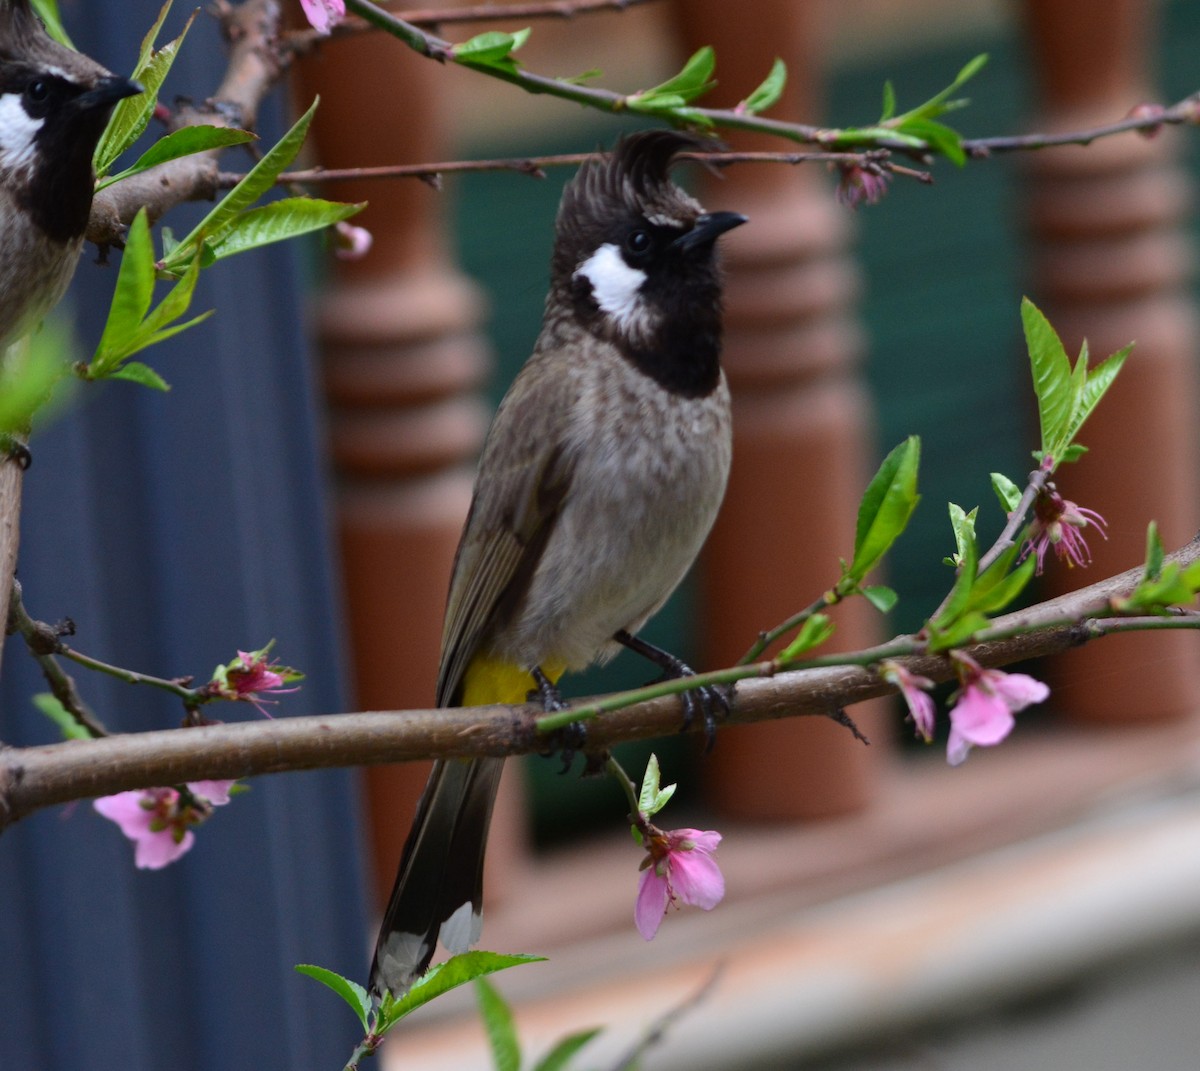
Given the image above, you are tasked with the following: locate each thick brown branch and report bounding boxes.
[2,535,1196,829]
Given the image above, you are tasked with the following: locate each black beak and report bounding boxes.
[76,75,143,112]
[673,210,748,254]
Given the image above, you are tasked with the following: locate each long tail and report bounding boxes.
[368,756,504,997]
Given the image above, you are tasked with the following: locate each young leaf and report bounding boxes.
[94,4,195,177]
[110,360,170,391]
[846,436,921,583]
[965,547,1035,616]
[98,126,255,191]
[31,0,73,47]
[741,58,786,115]
[91,208,157,373]
[1022,297,1073,458]
[1056,341,1132,457]
[930,524,978,634]
[862,584,898,614]
[879,79,896,122]
[163,98,321,273]
[777,613,834,663]
[205,198,364,262]
[476,979,521,1071]
[378,952,545,1033]
[32,694,92,741]
[638,754,676,817]
[947,503,978,567]
[294,964,372,1032]
[0,329,70,435]
[533,1028,603,1071]
[990,472,1023,513]
[452,28,531,73]
[629,46,717,110]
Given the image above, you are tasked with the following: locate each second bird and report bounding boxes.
[370,129,747,997]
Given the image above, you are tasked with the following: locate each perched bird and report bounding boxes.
[0,0,140,349]
[370,129,746,997]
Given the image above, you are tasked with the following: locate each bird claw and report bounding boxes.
[529,666,583,773]
[673,674,733,753]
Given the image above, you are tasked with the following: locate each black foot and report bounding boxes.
[529,666,585,773]
[2,435,31,470]
[614,629,732,751]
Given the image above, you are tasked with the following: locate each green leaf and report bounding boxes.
[92,209,157,372]
[947,503,978,567]
[742,58,786,115]
[895,116,966,165]
[927,609,990,651]
[94,4,194,177]
[109,360,170,391]
[476,979,521,1071]
[1058,443,1089,464]
[0,329,71,435]
[533,1028,603,1071]
[206,197,364,262]
[846,436,921,584]
[965,546,1035,615]
[777,613,835,663]
[1022,297,1073,458]
[98,126,255,191]
[879,79,896,122]
[163,98,321,273]
[629,46,718,110]
[862,584,898,614]
[452,28,531,72]
[31,0,73,47]
[931,521,978,633]
[33,693,92,741]
[294,964,372,1032]
[1058,342,1132,456]
[990,472,1023,513]
[638,754,676,817]
[378,952,545,1033]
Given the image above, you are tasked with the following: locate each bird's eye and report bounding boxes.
[625,228,651,256]
[25,80,49,104]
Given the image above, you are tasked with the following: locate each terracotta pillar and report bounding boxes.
[672,1,889,819]
[295,16,528,907]
[1022,0,1200,724]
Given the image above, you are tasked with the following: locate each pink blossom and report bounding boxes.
[94,781,236,869]
[947,655,1049,766]
[1021,485,1107,574]
[203,646,302,716]
[299,0,344,34]
[333,221,373,260]
[833,162,891,209]
[880,660,937,742]
[635,827,724,939]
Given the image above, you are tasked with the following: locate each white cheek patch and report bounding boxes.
[574,242,647,328]
[0,94,45,174]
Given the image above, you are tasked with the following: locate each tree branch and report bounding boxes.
[2,535,1196,830]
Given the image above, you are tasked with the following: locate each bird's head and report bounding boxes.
[0,0,140,240]
[554,130,747,362]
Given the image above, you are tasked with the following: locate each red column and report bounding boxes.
[1022,0,1200,725]
[672,0,890,819]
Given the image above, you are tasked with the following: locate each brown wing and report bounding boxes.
[436,353,576,707]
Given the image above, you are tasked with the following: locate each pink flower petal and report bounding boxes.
[988,671,1050,711]
[93,791,158,839]
[188,780,236,806]
[669,848,725,911]
[135,828,194,869]
[299,0,344,33]
[635,868,670,940]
